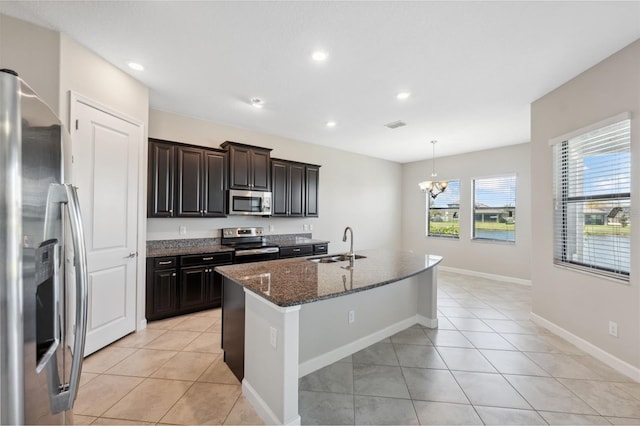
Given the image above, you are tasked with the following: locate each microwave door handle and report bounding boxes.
[47,184,89,412]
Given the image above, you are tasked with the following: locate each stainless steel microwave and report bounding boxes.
[228,190,272,216]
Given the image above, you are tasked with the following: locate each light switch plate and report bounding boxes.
[179,226,187,235]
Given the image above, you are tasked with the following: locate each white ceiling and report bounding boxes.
[2,1,639,163]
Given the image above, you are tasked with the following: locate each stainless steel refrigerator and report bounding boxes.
[0,69,89,424]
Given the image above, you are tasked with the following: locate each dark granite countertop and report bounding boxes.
[275,237,330,248]
[146,238,233,257]
[215,248,443,307]
[146,234,329,257]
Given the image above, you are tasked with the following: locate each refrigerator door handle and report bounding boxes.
[46,183,89,413]
[62,184,89,409]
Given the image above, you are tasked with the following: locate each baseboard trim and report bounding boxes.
[530,312,640,382]
[298,315,419,378]
[242,379,301,425]
[417,314,438,329]
[439,266,531,286]
[137,318,147,331]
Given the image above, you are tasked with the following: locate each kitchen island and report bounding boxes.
[216,248,442,425]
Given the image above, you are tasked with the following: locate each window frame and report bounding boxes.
[552,114,631,282]
[471,174,517,243]
[426,179,460,239]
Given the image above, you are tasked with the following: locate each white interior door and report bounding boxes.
[72,99,140,355]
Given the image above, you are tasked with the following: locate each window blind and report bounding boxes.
[427,180,460,238]
[552,119,631,280]
[472,175,516,242]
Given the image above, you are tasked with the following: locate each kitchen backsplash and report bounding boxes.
[146,233,313,251]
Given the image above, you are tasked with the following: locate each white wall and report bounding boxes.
[402,143,532,281]
[147,109,403,253]
[0,14,60,113]
[531,40,640,370]
[58,34,149,136]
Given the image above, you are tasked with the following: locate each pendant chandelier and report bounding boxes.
[418,140,448,199]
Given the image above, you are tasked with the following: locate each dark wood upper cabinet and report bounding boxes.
[306,165,320,217]
[252,149,271,191]
[271,160,288,216]
[290,163,305,216]
[221,141,272,191]
[176,146,204,217]
[272,159,318,217]
[148,139,227,218]
[148,139,175,217]
[203,151,227,217]
[148,139,318,218]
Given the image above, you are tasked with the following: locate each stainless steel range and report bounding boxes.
[222,227,279,263]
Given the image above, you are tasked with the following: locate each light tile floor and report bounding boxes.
[299,271,640,425]
[72,308,264,425]
[74,271,640,425]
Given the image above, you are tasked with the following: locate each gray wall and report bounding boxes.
[148,109,404,253]
[531,39,640,368]
[0,14,60,113]
[402,143,532,281]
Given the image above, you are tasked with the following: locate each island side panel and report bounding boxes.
[417,265,439,328]
[243,290,301,426]
[298,273,422,377]
[221,276,245,381]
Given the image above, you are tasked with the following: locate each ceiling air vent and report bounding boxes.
[385,120,406,129]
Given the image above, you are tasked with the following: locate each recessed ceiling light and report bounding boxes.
[127,61,144,71]
[396,92,411,100]
[250,97,264,108]
[326,121,337,127]
[312,51,329,62]
[385,120,406,129]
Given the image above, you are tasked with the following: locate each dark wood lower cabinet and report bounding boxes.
[180,266,208,310]
[152,268,177,317]
[279,243,329,258]
[146,252,232,321]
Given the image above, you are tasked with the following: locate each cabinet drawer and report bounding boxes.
[279,245,313,258]
[181,251,233,266]
[154,257,177,269]
[313,244,328,254]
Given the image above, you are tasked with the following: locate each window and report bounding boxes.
[427,180,460,238]
[553,117,630,280]
[473,175,516,242]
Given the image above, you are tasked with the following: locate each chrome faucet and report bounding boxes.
[342,226,354,260]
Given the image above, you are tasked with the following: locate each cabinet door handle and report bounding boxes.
[172,273,176,277]
[202,257,213,261]
[169,209,173,214]
[204,210,207,214]
[158,260,172,265]
[293,248,301,252]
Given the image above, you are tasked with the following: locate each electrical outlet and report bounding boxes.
[269,224,275,232]
[309,224,313,231]
[179,226,187,235]
[348,310,355,324]
[303,224,309,231]
[270,326,277,348]
[609,321,618,337]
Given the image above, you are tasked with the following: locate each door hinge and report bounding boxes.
[75,119,79,130]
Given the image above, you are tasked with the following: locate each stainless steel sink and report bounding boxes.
[308,254,367,263]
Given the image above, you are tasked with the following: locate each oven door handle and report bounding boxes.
[234,247,280,256]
